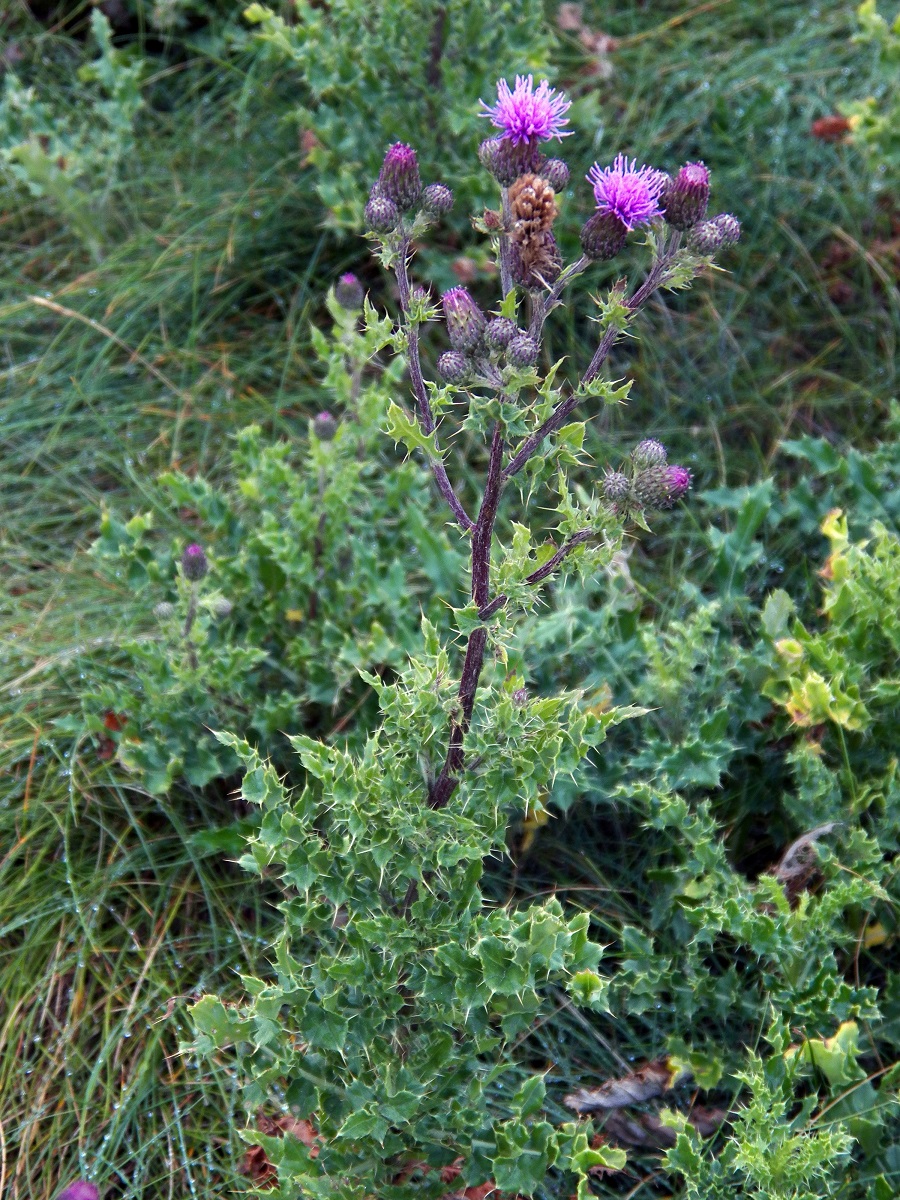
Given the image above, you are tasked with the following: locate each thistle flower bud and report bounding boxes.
[479,136,541,187]
[313,411,338,441]
[603,472,630,504]
[442,287,486,352]
[484,316,518,350]
[154,600,175,620]
[365,193,400,233]
[437,350,471,384]
[542,158,570,191]
[580,211,628,261]
[182,543,208,582]
[513,687,529,707]
[421,182,454,216]
[376,142,422,211]
[59,1184,99,1200]
[212,597,233,619]
[335,272,364,309]
[661,161,710,230]
[633,464,692,510]
[507,333,539,368]
[632,438,668,469]
[690,212,741,255]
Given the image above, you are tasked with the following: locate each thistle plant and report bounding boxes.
[192,76,740,1199]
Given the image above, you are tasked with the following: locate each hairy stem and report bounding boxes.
[528,254,590,342]
[429,424,505,809]
[395,241,474,531]
[182,582,199,670]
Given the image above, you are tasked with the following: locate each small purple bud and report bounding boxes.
[365,193,399,233]
[632,438,668,469]
[484,317,518,350]
[603,472,630,504]
[335,272,363,309]
[479,136,541,187]
[542,158,570,191]
[506,333,539,368]
[58,1183,100,1200]
[513,687,529,707]
[633,464,692,510]
[580,211,628,261]
[181,543,208,582]
[661,161,710,230]
[690,212,741,255]
[714,212,741,246]
[442,287,486,352]
[421,182,454,216]
[313,411,338,441]
[437,351,471,384]
[376,142,422,211]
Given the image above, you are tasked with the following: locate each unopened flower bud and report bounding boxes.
[632,438,668,469]
[690,212,741,255]
[507,333,539,368]
[421,182,453,216]
[154,600,175,620]
[714,212,741,246]
[437,351,471,384]
[59,1184,99,1200]
[633,464,692,510]
[513,687,529,707]
[484,316,518,350]
[442,287,486,351]
[603,472,630,504]
[661,161,710,230]
[182,543,208,582]
[313,411,338,441]
[376,142,422,211]
[580,211,628,261]
[365,193,400,233]
[212,597,233,619]
[479,136,541,187]
[335,272,363,309]
[542,158,570,191]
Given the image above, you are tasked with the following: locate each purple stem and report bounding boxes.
[429,424,505,809]
[395,241,474,531]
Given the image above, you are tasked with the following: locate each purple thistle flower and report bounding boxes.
[181,543,208,582]
[587,155,667,231]
[335,273,363,309]
[376,143,422,211]
[480,75,572,146]
[58,1184,99,1200]
[442,287,486,352]
[661,161,710,230]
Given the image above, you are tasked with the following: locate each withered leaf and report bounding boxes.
[602,1106,726,1151]
[564,1056,690,1113]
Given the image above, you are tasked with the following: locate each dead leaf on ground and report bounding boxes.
[770,822,840,903]
[564,1057,690,1113]
[242,1114,320,1187]
[811,116,851,143]
[601,1106,726,1151]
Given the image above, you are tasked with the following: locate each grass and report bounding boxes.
[1,1,898,1196]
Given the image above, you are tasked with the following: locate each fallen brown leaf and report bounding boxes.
[602,1106,726,1151]
[771,822,840,903]
[242,1114,320,1186]
[564,1057,690,1113]
[811,116,851,143]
